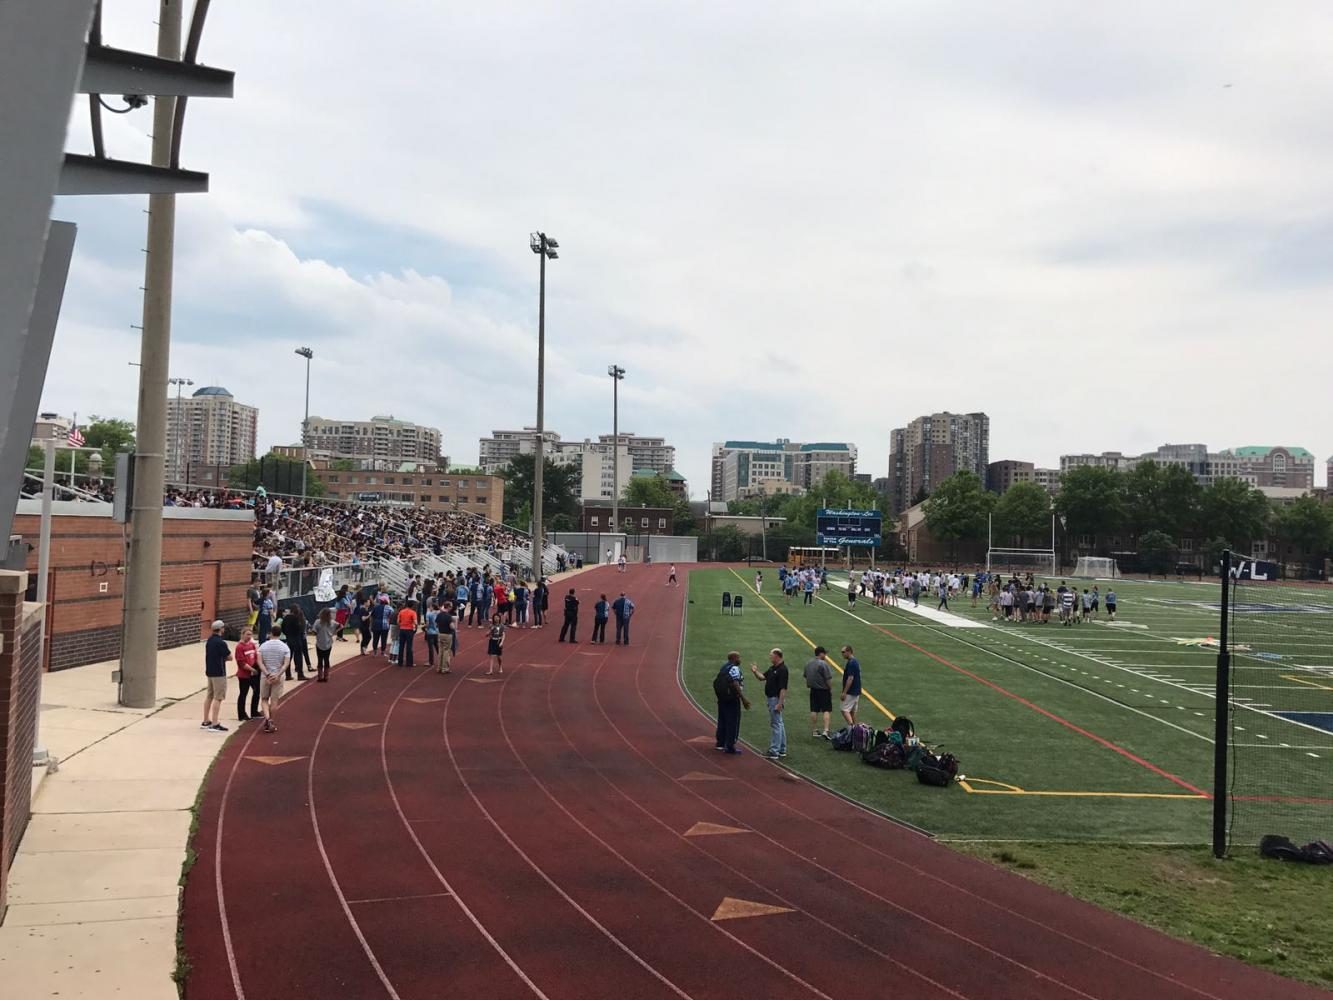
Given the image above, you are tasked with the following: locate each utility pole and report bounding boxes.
[529,232,558,581]
[295,347,313,497]
[120,0,181,709]
[608,364,625,552]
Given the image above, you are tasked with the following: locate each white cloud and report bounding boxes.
[41,0,1333,492]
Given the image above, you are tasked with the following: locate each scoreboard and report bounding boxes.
[815,508,882,547]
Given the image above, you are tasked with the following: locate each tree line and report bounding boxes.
[917,462,1332,574]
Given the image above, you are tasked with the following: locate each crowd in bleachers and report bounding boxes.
[250,494,525,572]
[25,478,533,576]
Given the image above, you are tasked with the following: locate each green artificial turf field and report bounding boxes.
[680,567,1333,846]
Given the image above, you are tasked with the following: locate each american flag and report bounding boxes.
[67,425,85,448]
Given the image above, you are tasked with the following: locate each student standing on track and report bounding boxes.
[371,595,392,655]
[558,588,580,643]
[234,627,260,722]
[257,626,290,734]
[713,651,750,754]
[513,579,530,627]
[486,612,506,675]
[750,648,788,759]
[668,564,679,587]
[437,601,456,673]
[592,594,609,644]
[397,600,418,667]
[803,645,834,738]
[534,578,548,628]
[618,553,628,573]
[839,645,862,726]
[314,608,337,682]
[202,620,230,733]
[423,600,440,668]
[281,607,311,681]
[612,591,635,645]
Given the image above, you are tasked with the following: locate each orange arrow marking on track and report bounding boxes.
[331,722,379,730]
[685,822,748,837]
[245,755,307,766]
[680,771,733,782]
[711,897,794,921]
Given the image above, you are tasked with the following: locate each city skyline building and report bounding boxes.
[710,439,857,502]
[303,414,442,467]
[886,412,989,512]
[165,386,257,483]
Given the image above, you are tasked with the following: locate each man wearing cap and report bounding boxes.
[202,620,230,733]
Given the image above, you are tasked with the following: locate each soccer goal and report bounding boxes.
[986,548,1056,576]
[1072,556,1118,579]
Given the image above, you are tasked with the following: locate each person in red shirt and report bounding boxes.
[234,627,260,721]
[493,581,512,624]
[396,601,418,668]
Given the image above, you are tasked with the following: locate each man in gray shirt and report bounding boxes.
[803,645,835,739]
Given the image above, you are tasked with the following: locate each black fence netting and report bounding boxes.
[1221,559,1333,852]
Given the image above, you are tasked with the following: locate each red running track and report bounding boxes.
[181,565,1326,1000]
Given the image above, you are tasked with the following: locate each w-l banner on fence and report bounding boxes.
[1215,550,1333,855]
[815,508,881,547]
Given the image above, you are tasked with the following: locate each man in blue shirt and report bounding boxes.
[839,644,862,726]
[202,621,230,733]
[612,592,635,645]
[802,574,815,605]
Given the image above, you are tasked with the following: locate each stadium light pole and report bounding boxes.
[608,365,625,548]
[295,347,313,497]
[529,232,558,582]
[167,377,192,484]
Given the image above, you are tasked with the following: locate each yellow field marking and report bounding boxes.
[1281,674,1333,692]
[727,569,896,723]
[957,776,1205,799]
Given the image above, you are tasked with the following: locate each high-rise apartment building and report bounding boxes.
[304,414,441,466]
[478,428,676,499]
[986,460,1061,495]
[597,433,675,475]
[166,386,258,483]
[709,440,857,502]
[886,412,989,512]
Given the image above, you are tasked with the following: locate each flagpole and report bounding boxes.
[69,412,77,487]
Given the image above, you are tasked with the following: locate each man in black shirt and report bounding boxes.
[558,588,580,643]
[749,648,789,759]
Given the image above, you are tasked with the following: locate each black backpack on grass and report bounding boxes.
[861,741,907,769]
[829,727,855,751]
[915,750,959,787]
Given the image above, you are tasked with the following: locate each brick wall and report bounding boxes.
[11,506,254,671]
[0,572,41,919]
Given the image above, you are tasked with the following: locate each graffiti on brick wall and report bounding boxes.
[89,559,125,577]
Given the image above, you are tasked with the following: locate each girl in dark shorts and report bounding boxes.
[486,612,506,675]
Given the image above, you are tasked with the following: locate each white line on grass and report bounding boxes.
[815,594,1214,745]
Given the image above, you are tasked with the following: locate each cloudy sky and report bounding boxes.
[45,1,1333,494]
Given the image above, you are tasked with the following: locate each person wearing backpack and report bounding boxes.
[612,592,635,645]
[712,651,750,754]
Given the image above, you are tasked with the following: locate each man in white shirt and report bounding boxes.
[257,626,291,734]
[264,552,283,582]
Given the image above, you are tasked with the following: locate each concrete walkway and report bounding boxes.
[0,637,364,999]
